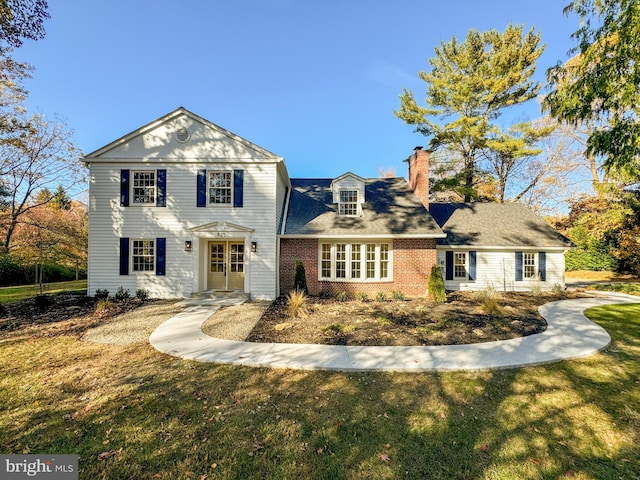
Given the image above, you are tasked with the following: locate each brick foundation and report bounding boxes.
[279,238,437,298]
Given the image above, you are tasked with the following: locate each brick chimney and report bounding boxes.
[408,146,430,210]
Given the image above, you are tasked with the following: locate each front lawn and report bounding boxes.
[0,280,87,304]
[0,302,639,479]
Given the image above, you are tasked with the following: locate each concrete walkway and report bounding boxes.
[149,293,639,372]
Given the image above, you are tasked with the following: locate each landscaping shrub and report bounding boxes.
[135,288,149,301]
[94,289,109,300]
[481,297,504,316]
[375,291,387,302]
[355,292,368,302]
[115,286,130,300]
[391,290,405,301]
[427,264,447,303]
[475,285,498,302]
[95,298,116,316]
[286,289,309,318]
[335,291,348,302]
[293,259,308,294]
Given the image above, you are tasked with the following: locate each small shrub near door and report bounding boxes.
[293,259,308,294]
[428,264,447,303]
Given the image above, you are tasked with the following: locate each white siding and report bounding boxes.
[88,161,283,300]
[437,249,567,292]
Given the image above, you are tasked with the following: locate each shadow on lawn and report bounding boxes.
[2,306,640,479]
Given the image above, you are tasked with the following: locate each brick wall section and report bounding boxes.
[279,238,437,297]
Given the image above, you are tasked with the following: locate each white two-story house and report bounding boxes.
[83,107,290,300]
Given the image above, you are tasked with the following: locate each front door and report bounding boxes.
[207,241,245,291]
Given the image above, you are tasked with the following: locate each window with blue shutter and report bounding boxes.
[233,169,244,207]
[156,169,166,207]
[119,238,129,275]
[445,251,454,281]
[120,170,130,206]
[469,251,477,281]
[515,251,523,281]
[539,252,546,281]
[197,169,207,207]
[156,237,166,276]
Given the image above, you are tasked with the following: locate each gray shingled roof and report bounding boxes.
[283,178,445,237]
[429,203,573,248]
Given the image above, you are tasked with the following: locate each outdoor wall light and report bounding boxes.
[184,240,192,252]
[251,241,257,253]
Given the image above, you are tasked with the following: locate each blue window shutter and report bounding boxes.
[197,169,206,207]
[539,252,546,281]
[156,169,166,207]
[234,169,244,207]
[120,170,130,206]
[445,251,453,281]
[119,238,129,275]
[515,251,523,281]
[156,237,166,276]
[469,251,477,281]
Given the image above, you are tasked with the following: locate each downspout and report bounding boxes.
[277,186,291,297]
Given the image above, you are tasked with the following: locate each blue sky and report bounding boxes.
[15,0,577,184]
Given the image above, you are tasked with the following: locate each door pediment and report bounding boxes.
[189,221,255,236]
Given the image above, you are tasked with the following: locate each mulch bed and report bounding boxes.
[246,291,572,346]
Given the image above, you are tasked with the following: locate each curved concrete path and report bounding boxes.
[149,294,639,372]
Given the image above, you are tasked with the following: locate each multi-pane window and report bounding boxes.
[230,244,244,273]
[132,171,156,204]
[321,244,331,278]
[336,244,347,278]
[454,252,467,279]
[132,240,155,272]
[320,242,391,281]
[351,243,361,279]
[380,244,389,279]
[209,171,232,204]
[366,244,376,279]
[339,190,358,216]
[523,253,537,279]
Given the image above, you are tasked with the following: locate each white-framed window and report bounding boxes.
[338,190,359,216]
[132,171,156,204]
[132,239,155,272]
[319,241,392,281]
[523,252,537,279]
[454,252,467,279]
[208,171,232,205]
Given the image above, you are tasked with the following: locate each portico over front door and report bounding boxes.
[207,241,245,291]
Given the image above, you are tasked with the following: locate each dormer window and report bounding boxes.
[339,190,359,216]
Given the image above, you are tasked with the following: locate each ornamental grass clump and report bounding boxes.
[286,289,309,318]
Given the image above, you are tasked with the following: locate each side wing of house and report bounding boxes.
[279,174,446,297]
[430,203,573,292]
[84,107,290,300]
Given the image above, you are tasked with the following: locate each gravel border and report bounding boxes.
[201,301,270,341]
[83,300,184,345]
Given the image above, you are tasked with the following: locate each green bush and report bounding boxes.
[293,259,308,294]
[355,292,368,302]
[375,291,387,302]
[115,286,130,300]
[428,264,447,303]
[391,290,405,301]
[335,291,348,302]
[135,288,149,301]
[94,289,109,300]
